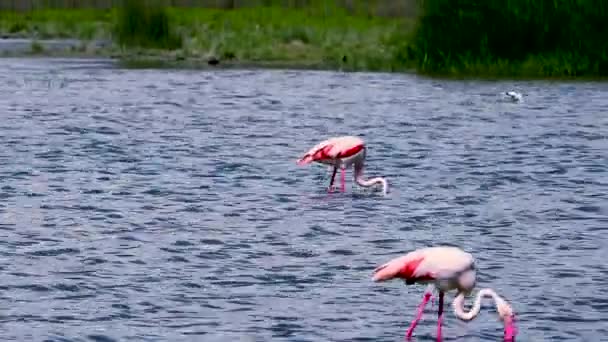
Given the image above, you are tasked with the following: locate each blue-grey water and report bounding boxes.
[0,57,607,342]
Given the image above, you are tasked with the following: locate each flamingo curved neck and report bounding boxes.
[354,162,388,195]
[452,288,513,322]
[356,176,388,194]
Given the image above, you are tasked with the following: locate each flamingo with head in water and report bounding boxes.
[372,246,517,342]
[296,135,388,195]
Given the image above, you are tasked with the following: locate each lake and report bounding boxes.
[0,57,607,341]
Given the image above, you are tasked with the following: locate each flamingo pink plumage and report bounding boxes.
[296,136,388,194]
[372,246,517,342]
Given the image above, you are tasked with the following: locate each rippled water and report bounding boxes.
[0,57,607,341]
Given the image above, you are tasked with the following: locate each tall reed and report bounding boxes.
[113,0,181,50]
[410,0,608,76]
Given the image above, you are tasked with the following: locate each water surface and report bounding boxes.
[0,58,607,341]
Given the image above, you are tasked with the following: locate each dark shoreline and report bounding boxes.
[3,38,608,82]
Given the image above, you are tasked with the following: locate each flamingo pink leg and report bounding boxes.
[405,291,433,340]
[340,167,346,192]
[437,291,444,342]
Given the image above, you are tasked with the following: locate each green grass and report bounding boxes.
[0,4,416,72]
[30,40,44,54]
[168,5,415,71]
[114,0,181,50]
[0,8,112,40]
[410,0,608,78]
[2,1,606,78]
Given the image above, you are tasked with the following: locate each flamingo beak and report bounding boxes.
[503,314,517,342]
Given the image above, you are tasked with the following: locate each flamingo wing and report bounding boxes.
[296,142,336,165]
[296,136,365,165]
[372,256,407,282]
[372,255,429,282]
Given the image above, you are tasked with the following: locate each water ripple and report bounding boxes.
[0,59,606,341]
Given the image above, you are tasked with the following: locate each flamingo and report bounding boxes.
[296,136,388,195]
[372,246,517,342]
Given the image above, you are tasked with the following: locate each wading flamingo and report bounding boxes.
[372,246,517,342]
[296,136,388,195]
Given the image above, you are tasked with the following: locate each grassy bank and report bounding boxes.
[0,2,416,72]
[1,1,607,79]
[410,0,608,78]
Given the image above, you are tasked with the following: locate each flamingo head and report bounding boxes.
[496,298,514,324]
[502,311,517,342]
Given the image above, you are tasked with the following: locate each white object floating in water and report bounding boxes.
[505,91,523,102]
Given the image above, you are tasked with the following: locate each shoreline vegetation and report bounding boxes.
[0,0,607,79]
[0,1,417,73]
